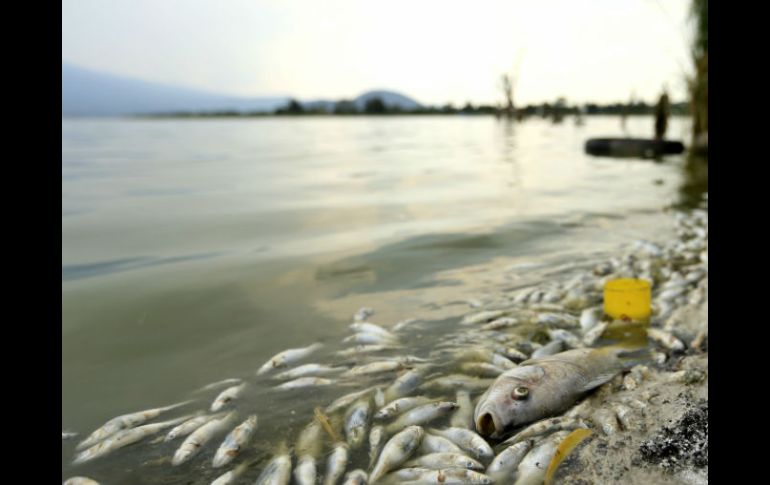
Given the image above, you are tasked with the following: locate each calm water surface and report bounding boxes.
[62,115,698,482]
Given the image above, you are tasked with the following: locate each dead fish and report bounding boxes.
[342,469,368,485]
[294,455,317,485]
[582,321,608,346]
[384,368,425,402]
[344,398,372,449]
[419,433,463,454]
[212,414,258,468]
[513,431,569,485]
[323,442,350,485]
[74,415,191,464]
[486,439,534,478]
[296,419,324,457]
[404,452,484,471]
[500,416,588,447]
[336,345,400,358]
[422,375,493,393]
[256,452,292,485]
[256,343,324,375]
[481,317,519,331]
[211,459,257,485]
[211,384,246,411]
[536,313,579,328]
[461,310,507,325]
[172,412,237,466]
[530,340,564,359]
[385,402,458,433]
[165,412,221,441]
[342,361,403,378]
[368,425,385,469]
[349,322,395,338]
[387,468,491,484]
[274,377,334,391]
[76,399,193,450]
[647,328,685,351]
[374,396,432,420]
[459,362,505,378]
[343,333,399,346]
[369,426,424,483]
[63,478,100,485]
[326,387,377,414]
[546,329,582,349]
[474,346,627,438]
[273,364,346,380]
[427,427,493,463]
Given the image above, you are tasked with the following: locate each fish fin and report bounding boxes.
[578,371,619,392]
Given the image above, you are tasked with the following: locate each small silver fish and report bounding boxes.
[461,310,507,325]
[212,414,258,468]
[369,426,424,483]
[256,343,324,375]
[74,415,191,464]
[211,459,257,485]
[323,442,350,485]
[76,399,192,450]
[172,412,237,466]
[374,396,432,420]
[211,384,246,412]
[384,368,425,402]
[368,425,385,469]
[63,478,100,485]
[294,455,317,485]
[404,452,484,471]
[343,333,398,346]
[275,377,334,391]
[344,398,372,449]
[486,439,534,478]
[256,452,292,485]
[273,364,346,380]
[513,431,569,485]
[165,412,220,441]
[419,433,463,454]
[427,427,493,463]
[385,402,458,433]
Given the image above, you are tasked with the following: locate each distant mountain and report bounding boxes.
[62,63,289,116]
[353,90,422,110]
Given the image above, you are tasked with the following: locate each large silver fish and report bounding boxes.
[474,346,628,437]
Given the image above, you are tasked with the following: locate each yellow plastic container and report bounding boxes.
[603,278,651,324]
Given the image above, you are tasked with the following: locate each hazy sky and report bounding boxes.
[62,0,695,106]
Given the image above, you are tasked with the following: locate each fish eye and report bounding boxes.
[512,386,529,399]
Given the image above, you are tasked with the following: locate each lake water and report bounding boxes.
[62,115,701,482]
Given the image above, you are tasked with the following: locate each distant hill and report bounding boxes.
[62,63,289,116]
[353,90,422,111]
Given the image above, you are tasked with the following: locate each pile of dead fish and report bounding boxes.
[63,204,707,485]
